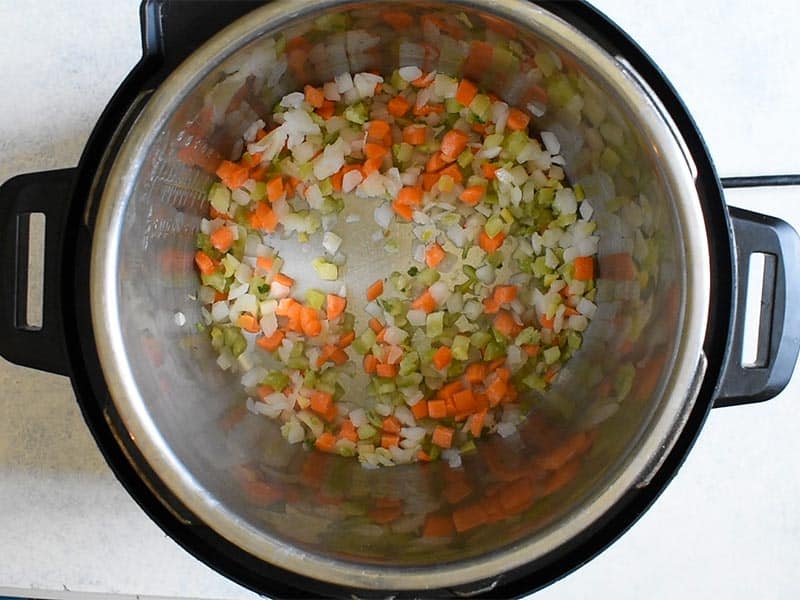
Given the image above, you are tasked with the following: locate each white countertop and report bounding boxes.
[1,1,798,598]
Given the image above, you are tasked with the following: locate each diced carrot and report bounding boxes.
[481,162,498,179]
[417,450,432,462]
[452,501,487,533]
[493,285,518,304]
[256,330,285,352]
[339,420,358,442]
[421,172,440,191]
[382,10,413,30]
[249,164,268,182]
[208,206,229,221]
[239,152,262,169]
[459,185,485,206]
[382,416,402,434]
[310,390,334,418]
[411,400,428,420]
[330,347,348,365]
[440,129,469,162]
[300,306,322,337]
[507,107,531,131]
[471,122,488,135]
[423,513,454,538]
[432,346,453,370]
[388,96,411,117]
[495,367,511,382]
[338,330,355,348]
[425,243,446,268]
[411,290,437,313]
[194,250,217,275]
[362,156,383,176]
[304,84,325,108]
[255,128,268,141]
[216,160,249,189]
[452,388,476,413]
[439,380,464,399]
[316,99,336,120]
[256,256,274,272]
[256,385,274,400]
[363,353,378,374]
[544,365,559,384]
[438,163,463,184]
[411,72,434,87]
[274,273,295,288]
[487,357,506,372]
[367,120,392,144]
[213,290,228,303]
[392,199,414,220]
[210,226,234,252]
[326,294,347,321]
[541,457,581,496]
[376,363,398,378]
[465,362,487,385]
[479,230,506,253]
[426,152,448,173]
[238,313,261,333]
[573,256,594,281]
[412,103,444,116]
[250,201,279,232]
[443,478,472,505]
[564,306,580,317]
[364,142,388,160]
[368,318,384,334]
[486,378,508,406]
[397,186,424,206]
[369,502,403,523]
[539,313,555,329]
[427,399,447,419]
[455,78,479,107]
[432,425,454,448]
[381,433,400,449]
[470,410,487,438]
[494,311,521,338]
[522,344,541,357]
[266,176,284,202]
[314,432,337,453]
[403,124,427,145]
[365,279,384,302]
[275,298,294,316]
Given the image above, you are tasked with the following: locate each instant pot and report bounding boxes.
[1,1,798,597]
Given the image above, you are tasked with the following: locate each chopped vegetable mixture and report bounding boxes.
[195,68,599,468]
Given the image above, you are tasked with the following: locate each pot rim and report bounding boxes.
[89,0,711,590]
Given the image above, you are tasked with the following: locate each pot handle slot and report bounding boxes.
[715,201,800,406]
[0,169,76,376]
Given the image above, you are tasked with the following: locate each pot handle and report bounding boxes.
[715,193,800,406]
[0,169,76,376]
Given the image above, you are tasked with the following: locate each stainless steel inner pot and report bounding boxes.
[90,0,710,591]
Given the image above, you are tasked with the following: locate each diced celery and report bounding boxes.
[445,97,463,114]
[399,351,420,375]
[250,181,267,202]
[397,372,423,387]
[287,356,309,370]
[209,182,231,213]
[547,75,576,108]
[438,175,455,192]
[614,363,636,400]
[469,94,491,121]
[426,311,445,338]
[418,268,441,286]
[532,256,552,278]
[567,331,582,352]
[470,331,492,349]
[504,130,529,156]
[485,215,505,238]
[600,147,621,173]
[312,257,339,280]
[484,133,504,149]
[210,327,224,350]
[516,327,541,346]
[536,187,555,206]
[344,102,368,124]
[201,271,226,292]
[391,70,409,91]
[352,329,377,355]
[262,371,290,391]
[222,254,240,278]
[522,373,546,391]
[393,142,414,165]
[319,178,334,196]
[483,341,505,361]
[457,149,474,168]
[451,335,470,361]
[573,183,585,202]
[500,208,515,224]
[543,346,561,365]
[381,297,406,317]
[377,380,397,395]
[460,439,477,453]
[305,289,326,309]
[358,424,377,440]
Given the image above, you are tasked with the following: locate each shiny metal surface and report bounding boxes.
[90,0,711,591]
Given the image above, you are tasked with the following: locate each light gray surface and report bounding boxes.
[0,1,798,599]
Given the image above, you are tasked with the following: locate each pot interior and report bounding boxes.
[92,0,709,590]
